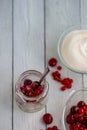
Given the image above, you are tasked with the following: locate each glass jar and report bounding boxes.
[15,70,49,113]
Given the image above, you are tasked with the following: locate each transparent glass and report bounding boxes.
[15,70,49,113]
[57,25,87,73]
[61,89,87,130]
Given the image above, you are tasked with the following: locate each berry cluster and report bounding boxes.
[42,113,60,130]
[66,101,87,130]
[20,79,44,97]
[48,58,73,91]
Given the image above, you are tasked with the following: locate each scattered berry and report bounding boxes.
[52,126,59,130]
[43,113,53,124]
[48,58,57,67]
[57,66,62,70]
[47,127,52,130]
[48,57,73,92]
[60,86,66,91]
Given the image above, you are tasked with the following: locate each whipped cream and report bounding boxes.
[61,30,87,71]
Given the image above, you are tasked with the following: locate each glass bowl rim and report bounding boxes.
[57,24,87,74]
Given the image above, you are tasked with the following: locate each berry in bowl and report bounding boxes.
[15,69,49,112]
[62,89,87,130]
[57,25,87,73]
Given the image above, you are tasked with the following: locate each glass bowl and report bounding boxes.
[57,25,87,73]
[61,89,87,130]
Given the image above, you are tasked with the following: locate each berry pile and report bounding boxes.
[48,57,73,91]
[20,79,44,97]
[66,101,87,130]
[42,113,60,130]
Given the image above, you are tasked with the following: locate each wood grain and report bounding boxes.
[13,0,46,130]
[0,0,12,130]
[0,0,87,130]
[45,0,82,128]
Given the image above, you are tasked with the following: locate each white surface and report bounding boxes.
[0,0,87,130]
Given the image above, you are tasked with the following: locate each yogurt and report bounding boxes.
[61,30,87,71]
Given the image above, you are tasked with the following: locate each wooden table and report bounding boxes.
[0,0,87,130]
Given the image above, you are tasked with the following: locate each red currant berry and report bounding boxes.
[77,101,86,107]
[43,113,53,124]
[74,123,80,129]
[61,78,73,85]
[79,107,84,114]
[52,71,61,78]
[52,126,59,130]
[69,124,74,130]
[60,86,66,91]
[57,66,62,70]
[24,79,32,86]
[78,116,83,122]
[48,58,57,67]
[66,84,72,89]
[34,86,44,96]
[70,106,78,114]
[66,114,74,124]
[79,127,84,130]
[25,85,32,91]
[47,127,52,130]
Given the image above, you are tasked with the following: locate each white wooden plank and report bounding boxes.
[14,0,45,130]
[81,0,87,88]
[46,0,82,129]
[0,0,12,130]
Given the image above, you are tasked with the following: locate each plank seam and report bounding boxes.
[12,0,14,129]
[44,0,47,129]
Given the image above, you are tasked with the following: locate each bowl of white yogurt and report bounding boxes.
[57,25,87,73]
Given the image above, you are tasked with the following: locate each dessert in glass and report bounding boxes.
[15,70,49,113]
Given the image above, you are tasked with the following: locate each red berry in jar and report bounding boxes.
[48,58,57,67]
[24,79,32,86]
[43,113,53,124]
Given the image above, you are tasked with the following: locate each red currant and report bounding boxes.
[24,79,32,86]
[60,86,66,91]
[48,58,57,67]
[43,113,53,124]
[77,101,86,108]
[57,66,62,70]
